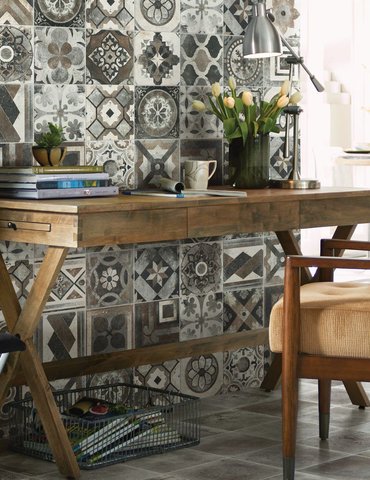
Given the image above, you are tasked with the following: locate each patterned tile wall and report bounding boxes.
[0,0,301,435]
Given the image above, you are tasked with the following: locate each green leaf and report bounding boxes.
[239,121,248,145]
[223,117,237,137]
[234,97,244,115]
[208,96,223,120]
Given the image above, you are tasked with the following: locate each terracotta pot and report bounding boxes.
[32,146,67,167]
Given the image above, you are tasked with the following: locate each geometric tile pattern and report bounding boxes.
[135,139,180,188]
[86,140,135,189]
[86,304,133,355]
[223,0,251,35]
[0,143,33,167]
[181,0,223,34]
[135,298,179,347]
[34,0,85,27]
[134,245,179,302]
[180,292,223,341]
[86,30,133,84]
[0,241,34,264]
[223,345,265,392]
[223,240,264,286]
[135,0,179,31]
[86,85,134,141]
[181,242,222,296]
[34,27,85,84]
[0,26,33,82]
[264,234,286,286]
[223,286,263,333]
[0,0,33,25]
[135,32,180,86]
[0,84,33,143]
[181,34,223,86]
[134,360,180,392]
[86,250,133,307]
[7,260,33,307]
[86,0,134,30]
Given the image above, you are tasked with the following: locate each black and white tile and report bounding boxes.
[223,345,265,391]
[181,0,223,34]
[223,286,263,333]
[223,239,264,286]
[86,0,134,30]
[135,0,180,32]
[0,26,33,83]
[34,0,85,27]
[135,299,179,347]
[180,291,223,340]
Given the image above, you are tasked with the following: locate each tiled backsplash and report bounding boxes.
[0,0,301,436]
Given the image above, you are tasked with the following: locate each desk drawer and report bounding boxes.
[0,209,77,247]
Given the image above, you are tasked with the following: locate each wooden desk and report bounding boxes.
[1,187,370,478]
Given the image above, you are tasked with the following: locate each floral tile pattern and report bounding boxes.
[86,140,135,188]
[86,85,134,141]
[272,0,300,36]
[86,0,134,30]
[135,86,179,139]
[181,0,223,34]
[264,233,286,285]
[134,360,180,392]
[180,352,223,397]
[224,35,264,87]
[223,345,265,392]
[34,27,85,84]
[0,0,33,25]
[181,34,223,86]
[0,26,33,83]
[135,139,180,188]
[180,86,223,139]
[134,245,179,302]
[86,29,133,84]
[180,292,223,341]
[135,32,180,86]
[223,0,250,35]
[86,305,133,355]
[135,0,180,32]
[34,0,85,27]
[0,84,33,142]
[224,286,263,333]
[34,84,85,141]
[180,242,222,296]
[223,240,264,286]
[86,250,133,308]
[135,299,179,347]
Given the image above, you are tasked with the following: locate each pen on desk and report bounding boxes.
[122,191,185,198]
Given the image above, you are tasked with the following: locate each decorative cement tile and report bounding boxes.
[34,84,85,142]
[180,242,222,296]
[0,0,33,25]
[34,27,85,84]
[135,86,179,139]
[7,260,33,307]
[87,369,133,394]
[86,85,134,141]
[272,0,300,36]
[223,0,250,35]
[34,0,85,27]
[135,31,180,86]
[180,139,223,186]
[86,29,133,85]
[269,35,300,82]
[222,345,265,392]
[223,286,263,333]
[135,299,179,347]
[180,352,223,397]
[86,305,133,355]
[181,0,223,34]
[181,34,223,86]
[86,140,135,189]
[0,241,34,264]
[223,240,264,286]
[180,292,223,341]
[134,245,179,302]
[180,86,223,139]
[86,0,134,30]
[0,386,22,440]
[264,234,285,286]
[134,360,180,392]
[0,26,33,83]
[60,142,85,166]
[0,84,32,142]
[270,135,291,179]
[224,35,265,87]
[0,143,33,167]
[135,139,179,189]
[135,0,180,31]
[86,250,133,308]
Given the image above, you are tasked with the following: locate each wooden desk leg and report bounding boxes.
[262,228,370,408]
[0,248,80,479]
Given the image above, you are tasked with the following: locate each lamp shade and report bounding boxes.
[243,2,282,58]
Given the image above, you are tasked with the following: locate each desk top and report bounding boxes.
[0,187,369,247]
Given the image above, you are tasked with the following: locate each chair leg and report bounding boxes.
[318,379,331,440]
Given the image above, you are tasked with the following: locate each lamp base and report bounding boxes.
[269,178,321,189]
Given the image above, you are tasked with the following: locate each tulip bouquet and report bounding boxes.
[192,78,302,146]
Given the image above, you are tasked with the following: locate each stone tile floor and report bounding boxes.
[1,381,370,479]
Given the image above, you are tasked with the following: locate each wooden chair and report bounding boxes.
[269,238,370,480]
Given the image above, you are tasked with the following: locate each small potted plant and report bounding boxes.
[32,122,67,167]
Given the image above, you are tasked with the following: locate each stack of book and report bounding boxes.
[0,165,118,199]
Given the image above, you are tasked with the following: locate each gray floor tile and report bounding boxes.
[301,454,370,479]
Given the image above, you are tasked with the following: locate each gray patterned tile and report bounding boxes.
[180,292,223,340]
[86,0,134,30]
[134,359,180,392]
[180,0,223,34]
[34,0,85,27]
[223,0,251,35]
[0,0,33,26]
[180,352,223,397]
[264,234,285,286]
[135,0,180,32]
[0,143,33,167]
[223,345,265,392]
[0,84,33,143]
[223,286,263,333]
[272,0,300,36]
[0,26,33,83]
[135,299,179,347]
[223,239,264,286]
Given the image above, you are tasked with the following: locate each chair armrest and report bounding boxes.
[287,255,370,271]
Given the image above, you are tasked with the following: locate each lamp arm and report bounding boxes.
[280,36,324,92]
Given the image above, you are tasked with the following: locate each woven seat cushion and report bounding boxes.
[269,282,370,357]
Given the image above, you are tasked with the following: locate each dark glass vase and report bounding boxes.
[229,135,270,189]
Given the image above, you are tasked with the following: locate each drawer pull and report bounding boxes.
[7,222,17,230]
